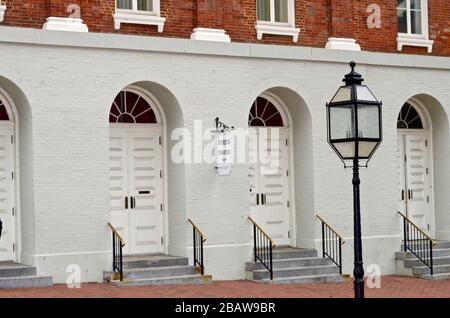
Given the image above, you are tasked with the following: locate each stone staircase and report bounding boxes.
[246,247,344,284]
[104,254,212,286]
[0,262,53,289]
[396,241,450,280]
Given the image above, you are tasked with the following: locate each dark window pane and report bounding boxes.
[410,0,421,10]
[249,97,284,127]
[397,9,408,33]
[117,0,132,9]
[411,10,422,34]
[0,103,9,121]
[397,103,423,129]
[397,0,407,9]
[110,91,157,124]
[257,0,270,21]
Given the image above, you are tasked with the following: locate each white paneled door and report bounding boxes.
[398,131,433,235]
[249,127,290,245]
[110,124,164,255]
[0,122,15,261]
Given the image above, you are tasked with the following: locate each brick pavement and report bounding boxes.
[0,276,449,298]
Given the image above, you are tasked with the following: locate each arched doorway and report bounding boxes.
[248,94,292,246]
[109,87,165,255]
[0,88,18,261]
[397,100,434,235]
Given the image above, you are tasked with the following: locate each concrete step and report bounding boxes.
[246,257,332,271]
[0,276,53,289]
[396,249,450,259]
[105,265,197,280]
[252,265,340,280]
[122,255,189,269]
[271,248,318,260]
[0,263,37,278]
[112,274,212,286]
[420,273,450,281]
[402,241,450,250]
[259,273,343,285]
[404,256,450,268]
[413,264,450,276]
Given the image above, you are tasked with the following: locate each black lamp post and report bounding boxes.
[326,61,383,299]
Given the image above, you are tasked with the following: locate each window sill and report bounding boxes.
[113,11,166,32]
[0,4,6,23]
[397,35,434,53]
[256,23,300,43]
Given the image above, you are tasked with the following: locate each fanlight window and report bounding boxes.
[248,97,284,127]
[397,103,423,129]
[110,91,157,124]
[0,99,9,121]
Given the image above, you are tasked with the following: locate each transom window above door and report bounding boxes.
[256,0,300,43]
[397,103,424,129]
[249,97,284,127]
[110,91,157,124]
[0,99,9,121]
[396,0,433,53]
[113,0,166,32]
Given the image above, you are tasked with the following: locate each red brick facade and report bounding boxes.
[1,1,449,56]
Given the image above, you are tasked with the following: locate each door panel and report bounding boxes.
[0,123,14,261]
[109,128,130,254]
[128,129,163,254]
[397,135,407,214]
[249,128,290,246]
[405,134,429,232]
[110,125,164,255]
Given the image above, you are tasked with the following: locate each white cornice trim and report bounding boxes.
[325,38,361,51]
[0,4,6,23]
[0,26,449,70]
[42,17,89,33]
[190,28,231,42]
[397,35,434,53]
[256,24,300,43]
[113,11,165,32]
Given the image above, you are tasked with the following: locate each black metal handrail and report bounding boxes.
[248,217,275,280]
[398,211,437,275]
[316,214,346,274]
[188,219,207,275]
[108,223,125,281]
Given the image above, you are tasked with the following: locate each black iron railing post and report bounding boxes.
[119,240,123,281]
[339,238,343,275]
[430,240,434,276]
[269,242,273,280]
[398,211,435,277]
[200,235,204,275]
[253,224,257,263]
[322,222,326,258]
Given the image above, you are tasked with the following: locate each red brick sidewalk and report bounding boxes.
[0,276,449,298]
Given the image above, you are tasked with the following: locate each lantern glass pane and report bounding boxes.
[329,105,356,140]
[333,141,356,159]
[356,86,378,102]
[357,104,380,139]
[330,86,352,103]
[358,141,379,158]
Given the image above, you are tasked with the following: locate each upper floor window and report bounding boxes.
[256,0,300,43]
[257,0,289,24]
[396,0,433,53]
[117,0,155,13]
[113,0,165,32]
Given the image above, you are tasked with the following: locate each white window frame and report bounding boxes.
[397,0,433,53]
[113,0,166,32]
[255,0,300,43]
[0,4,6,23]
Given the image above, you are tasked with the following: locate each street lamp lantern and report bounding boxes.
[327,61,382,166]
[326,61,383,299]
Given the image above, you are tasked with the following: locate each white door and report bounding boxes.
[0,122,15,261]
[249,127,290,245]
[398,131,433,234]
[110,125,164,255]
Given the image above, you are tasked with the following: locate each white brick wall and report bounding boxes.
[0,28,448,282]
